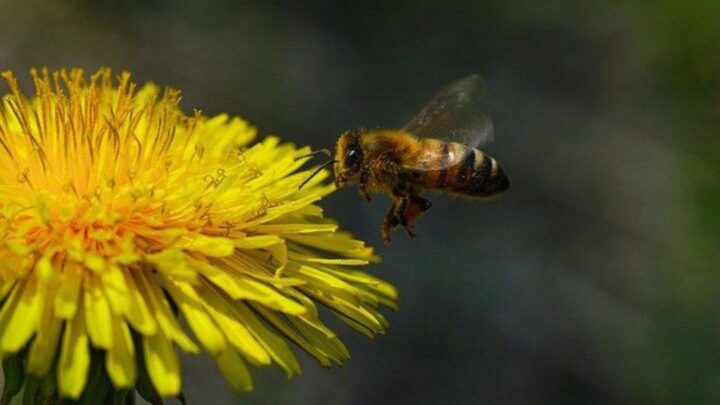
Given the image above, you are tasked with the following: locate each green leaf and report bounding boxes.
[2,352,25,405]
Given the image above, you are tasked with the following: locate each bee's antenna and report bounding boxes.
[297,149,332,160]
[299,160,336,190]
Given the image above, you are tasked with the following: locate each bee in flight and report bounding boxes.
[300,75,510,244]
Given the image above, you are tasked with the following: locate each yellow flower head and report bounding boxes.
[0,68,397,399]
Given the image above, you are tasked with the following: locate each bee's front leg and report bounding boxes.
[359,188,372,203]
[358,170,372,202]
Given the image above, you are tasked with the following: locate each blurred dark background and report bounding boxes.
[2,0,719,403]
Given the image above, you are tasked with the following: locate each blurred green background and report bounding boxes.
[1,0,719,403]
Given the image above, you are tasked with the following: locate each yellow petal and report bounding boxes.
[266,242,288,276]
[285,263,362,306]
[286,233,376,259]
[187,258,243,295]
[243,195,320,227]
[35,250,58,283]
[311,293,384,334]
[0,281,12,302]
[234,301,301,377]
[288,252,368,266]
[207,265,306,315]
[178,234,235,257]
[204,115,255,159]
[250,223,338,234]
[121,268,157,335]
[363,305,390,329]
[26,317,63,374]
[0,262,21,291]
[288,204,324,218]
[250,304,331,367]
[223,253,306,287]
[0,277,43,352]
[143,329,181,397]
[291,317,350,365]
[102,264,130,315]
[233,235,283,249]
[356,284,399,311]
[27,284,63,375]
[276,285,320,319]
[134,271,199,353]
[214,349,253,393]
[5,239,32,256]
[112,236,141,265]
[106,316,136,389]
[84,276,114,349]
[161,276,227,355]
[322,266,388,285]
[196,282,270,366]
[58,305,90,399]
[54,262,83,319]
[335,312,376,339]
[145,249,196,281]
[84,253,107,273]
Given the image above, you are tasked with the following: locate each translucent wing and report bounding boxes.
[402,74,494,149]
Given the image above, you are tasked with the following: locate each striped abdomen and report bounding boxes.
[412,139,510,197]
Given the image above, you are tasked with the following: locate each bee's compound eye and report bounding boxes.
[345,148,360,167]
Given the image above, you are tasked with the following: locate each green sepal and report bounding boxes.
[111,389,135,405]
[74,350,112,405]
[20,376,38,405]
[2,351,25,405]
[20,370,57,405]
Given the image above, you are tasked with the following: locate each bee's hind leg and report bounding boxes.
[381,205,400,244]
[396,194,433,240]
[382,187,432,243]
[409,195,432,215]
[393,194,420,239]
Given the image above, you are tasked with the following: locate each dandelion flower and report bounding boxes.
[0,68,397,400]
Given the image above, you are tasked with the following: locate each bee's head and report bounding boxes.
[334,129,364,188]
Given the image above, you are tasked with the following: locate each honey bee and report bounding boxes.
[301,75,510,244]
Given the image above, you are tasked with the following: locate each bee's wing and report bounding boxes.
[401,74,494,171]
[402,74,494,150]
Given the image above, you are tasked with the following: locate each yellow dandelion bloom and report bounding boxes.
[0,68,397,400]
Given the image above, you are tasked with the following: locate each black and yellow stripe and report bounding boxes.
[428,140,510,197]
